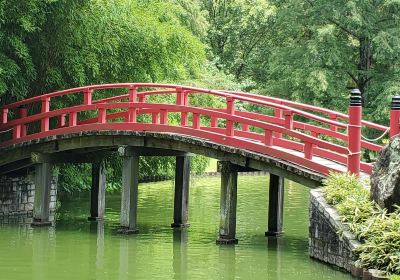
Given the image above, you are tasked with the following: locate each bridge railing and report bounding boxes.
[0,83,390,176]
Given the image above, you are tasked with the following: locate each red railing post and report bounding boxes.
[13,124,21,140]
[41,97,50,132]
[304,142,313,160]
[329,113,338,132]
[226,97,235,136]
[69,112,77,127]
[242,123,249,132]
[58,114,66,128]
[275,108,283,138]
[84,88,92,105]
[390,95,400,138]
[348,89,362,175]
[264,129,272,146]
[19,107,28,137]
[176,88,189,126]
[160,109,168,125]
[128,85,137,123]
[98,108,106,124]
[192,113,200,129]
[152,112,159,124]
[210,116,218,127]
[138,94,146,103]
[1,108,8,125]
[283,110,293,130]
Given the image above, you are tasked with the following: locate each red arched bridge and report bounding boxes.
[0,83,398,243]
[0,83,395,176]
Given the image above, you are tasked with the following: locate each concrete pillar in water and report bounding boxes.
[265,173,284,236]
[119,154,139,234]
[32,163,52,226]
[216,161,238,244]
[88,161,106,221]
[171,155,191,228]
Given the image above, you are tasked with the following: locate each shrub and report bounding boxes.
[323,172,400,276]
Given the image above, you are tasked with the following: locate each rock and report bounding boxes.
[371,137,400,212]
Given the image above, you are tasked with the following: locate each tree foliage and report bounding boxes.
[204,0,400,123]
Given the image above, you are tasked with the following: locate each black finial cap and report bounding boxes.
[350,89,362,106]
[392,95,400,110]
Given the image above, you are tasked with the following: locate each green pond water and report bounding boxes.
[0,175,353,280]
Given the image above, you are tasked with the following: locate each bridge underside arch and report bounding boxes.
[0,131,323,188]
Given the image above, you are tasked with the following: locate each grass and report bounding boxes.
[323,173,400,276]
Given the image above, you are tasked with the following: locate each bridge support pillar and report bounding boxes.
[32,163,53,226]
[119,155,139,234]
[88,161,106,221]
[265,174,284,236]
[216,161,238,245]
[171,155,191,228]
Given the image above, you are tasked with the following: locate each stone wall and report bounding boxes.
[309,188,361,272]
[0,172,58,224]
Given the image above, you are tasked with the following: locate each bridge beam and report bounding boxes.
[216,161,238,245]
[119,154,139,234]
[171,155,191,228]
[265,174,284,236]
[31,163,53,226]
[88,160,106,221]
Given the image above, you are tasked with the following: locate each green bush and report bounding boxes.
[323,172,400,276]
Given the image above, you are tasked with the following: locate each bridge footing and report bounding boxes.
[88,160,106,221]
[265,174,284,237]
[216,161,238,245]
[171,156,191,228]
[120,155,139,234]
[31,163,52,227]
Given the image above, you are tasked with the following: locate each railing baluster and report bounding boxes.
[19,107,28,137]
[84,88,92,105]
[178,89,189,126]
[138,94,146,103]
[242,123,249,132]
[304,142,313,160]
[210,116,218,127]
[1,108,8,125]
[283,110,293,130]
[152,112,159,124]
[329,113,337,132]
[41,97,50,132]
[128,86,137,123]
[192,113,200,129]
[98,108,106,124]
[274,108,283,138]
[264,129,272,146]
[69,112,77,127]
[13,124,21,140]
[226,97,235,136]
[58,114,66,128]
[160,109,168,125]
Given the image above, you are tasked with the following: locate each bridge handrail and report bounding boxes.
[0,83,387,176]
[220,90,388,132]
[1,83,347,129]
[0,101,350,154]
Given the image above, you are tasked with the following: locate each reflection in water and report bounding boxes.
[267,236,283,280]
[32,226,56,280]
[0,176,354,280]
[89,221,104,279]
[172,229,188,280]
[218,246,236,280]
